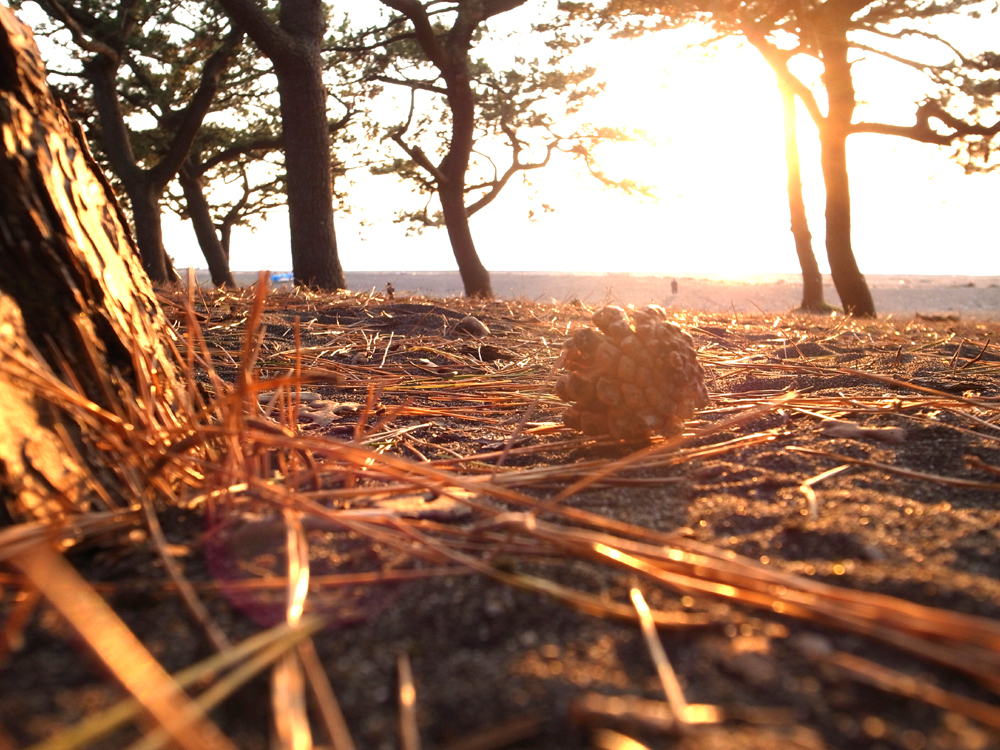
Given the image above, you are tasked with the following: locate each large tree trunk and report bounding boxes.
[816,13,876,318]
[778,82,826,311]
[0,8,181,523]
[179,160,236,287]
[274,54,346,289]
[215,0,346,291]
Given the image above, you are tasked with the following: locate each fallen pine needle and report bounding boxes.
[438,714,543,750]
[398,653,420,750]
[630,588,693,730]
[28,619,325,750]
[554,393,797,502]
[11,544,237,750]
[823,650,1000,730]
[789,446,1000,490]
[591,728,654,750]
[272,509,312,750]
[297,639,357,750]
[125,620,327,750]
[799,464,851,519]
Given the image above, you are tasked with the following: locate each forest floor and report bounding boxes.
[3,286,1000,750]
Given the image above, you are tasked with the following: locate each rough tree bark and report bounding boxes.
[0,8,181,524]
[778,81,826,311]
[214,0,346,290]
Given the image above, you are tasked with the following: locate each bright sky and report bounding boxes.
[160,9,1000,278]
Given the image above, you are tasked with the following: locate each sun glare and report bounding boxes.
[476,25,998,278]
[467,33,804,276]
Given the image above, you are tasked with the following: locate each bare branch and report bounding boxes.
[372,73,447,95]
[851,24,968,63]
[741,26,827,128]
[849,41,954,78]
[466,140,557,216]
[851,100,1000,143]
[379,0,448,68]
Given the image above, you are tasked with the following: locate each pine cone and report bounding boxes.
[556,305,709,440]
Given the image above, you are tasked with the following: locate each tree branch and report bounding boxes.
[466,139,557,216]
[195,110,350,175]
[327,29,414,54]
[848,41,951,78]
[852,99,1000,143]
[852,24,967,63]
[741,26,827,128]
[379,0,448,68]
[198,135,282,174]
[149,27,244,190]
[390,132,448,184]
[214,0,295,61]
[33,0,118,61]
[372,73,447,95]
[822,0,877,22]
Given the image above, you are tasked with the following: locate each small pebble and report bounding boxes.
[453,315,490,337]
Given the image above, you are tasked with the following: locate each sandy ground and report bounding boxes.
[211,270,1000,318]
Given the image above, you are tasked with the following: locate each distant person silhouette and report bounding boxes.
[670,278,679,295]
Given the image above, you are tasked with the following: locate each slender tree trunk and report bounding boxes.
[86,55,174,283]
[127,177,175,283]
[179,161,235,287]
[819,128,875,316]
[219,216,236,259]
[439,181,493,298]
[440,52,493,298]
[816,17,876,317]
[273,54,345,289]
[778,82,826,311]
[215,0,346,290]
[377,0,499,298]
[218,179,251,262]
